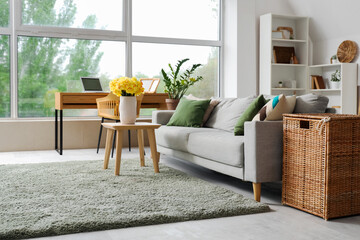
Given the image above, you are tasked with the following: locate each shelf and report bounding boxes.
[272,38,307,43]
[272,64,306,67]
[272,88,306,91]
[309,63,341,68]
[310,89,341,92]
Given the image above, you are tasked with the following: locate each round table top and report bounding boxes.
[102,122,161,130]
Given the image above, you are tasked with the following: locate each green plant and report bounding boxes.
[331,54,337,60]
[331,70,341,82]
[161,58,203,99]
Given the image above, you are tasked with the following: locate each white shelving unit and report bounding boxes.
[260,13,309,96]
[308,63,357,114]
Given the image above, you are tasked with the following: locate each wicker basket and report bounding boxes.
[282,113,360,220]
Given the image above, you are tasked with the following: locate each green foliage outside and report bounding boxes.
[17,0,104,117]
[0,0,10,117]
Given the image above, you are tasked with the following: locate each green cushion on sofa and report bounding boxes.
[234,95,267,135]
[167,98,211,127]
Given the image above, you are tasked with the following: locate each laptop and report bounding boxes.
[81,77,103,92]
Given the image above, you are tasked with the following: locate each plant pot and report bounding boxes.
[119,96,137,124]
[165,99,180,110]
[329,81,341,89]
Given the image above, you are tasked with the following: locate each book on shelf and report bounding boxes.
[311,75,325,89]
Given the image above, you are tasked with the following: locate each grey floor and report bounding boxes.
[1,148,360,240]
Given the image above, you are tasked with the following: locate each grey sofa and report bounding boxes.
[152,94,330,202]
[152,107,283,201]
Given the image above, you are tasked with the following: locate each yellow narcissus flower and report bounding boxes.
[109,77,144,96]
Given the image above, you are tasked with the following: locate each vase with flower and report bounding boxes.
[109,77,144,124]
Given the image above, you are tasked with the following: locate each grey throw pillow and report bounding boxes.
[205,96,256,132]
[293,93,329,113]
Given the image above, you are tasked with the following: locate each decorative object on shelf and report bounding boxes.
[330,54,339,64]
[273,46,295,64]
[109,77,144,124]
[311,75,325,89]
[330,70,341,89]
[272,30,284,39]
[161,58,203,110]
[337,40,357,63]
[276,26,294,39]
[140,78,160,93]
[290,80,297,88]
[278,81,283,88]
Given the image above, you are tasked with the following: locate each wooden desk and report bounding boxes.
[54,92,168,155]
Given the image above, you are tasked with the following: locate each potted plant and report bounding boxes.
[330,54,338,64]
[330,70,341,89]
[161,58,203,110]
[278,81,283,88]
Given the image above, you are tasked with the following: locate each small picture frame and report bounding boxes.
[272,30,284,39]
[140,78,160,93]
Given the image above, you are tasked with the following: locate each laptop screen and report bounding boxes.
[81,77,103,91]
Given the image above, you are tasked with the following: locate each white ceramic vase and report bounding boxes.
[119,96,137,124]
[330,81,341,89]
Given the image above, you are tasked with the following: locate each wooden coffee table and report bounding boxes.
[102,122,161,175]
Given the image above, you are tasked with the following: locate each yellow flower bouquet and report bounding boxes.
[109,77,144,96]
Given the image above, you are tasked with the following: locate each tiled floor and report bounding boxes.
[1,148,359,240]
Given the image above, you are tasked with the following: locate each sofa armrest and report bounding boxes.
[244,121,283,183]
[152,110,175,125]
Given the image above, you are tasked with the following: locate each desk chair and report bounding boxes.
[96,92,143,157]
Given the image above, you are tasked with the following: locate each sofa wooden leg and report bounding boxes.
[252,183,261,202]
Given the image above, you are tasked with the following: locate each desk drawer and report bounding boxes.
[62,95,105,104]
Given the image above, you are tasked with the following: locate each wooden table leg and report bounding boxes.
[137,129,145,167]
[115,130,123,176]
[147,129,160,173]
[104,128,114,169]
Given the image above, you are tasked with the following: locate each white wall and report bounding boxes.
[222,0,294,98]
[222,0,257,97]
[286,0,360,109]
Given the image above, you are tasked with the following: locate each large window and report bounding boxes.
[18,37,125,117]
[133,43,219,98]
[22,0,124,31]
[133,0,219,40]
[0,0,221,119]
[0,35,10,117]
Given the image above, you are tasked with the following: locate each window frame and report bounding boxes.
[1,0,222,120]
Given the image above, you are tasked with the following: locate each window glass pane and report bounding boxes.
[0,35,10,118]
[22,0,123,31]
[133,0,219,40]
[0,0,9,27]
[133,42,219,115]
[18,36,125,118]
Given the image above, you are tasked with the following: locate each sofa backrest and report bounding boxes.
[205,96,256,132]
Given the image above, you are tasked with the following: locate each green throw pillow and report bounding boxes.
[234,95,267,135]
[167,98,211,127]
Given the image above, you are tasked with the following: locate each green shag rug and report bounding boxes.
[0,158,270,239]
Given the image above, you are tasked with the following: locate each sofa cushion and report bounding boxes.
[204,96,256,132]
[234,95,267,136]
[185,94,221,125]
[293,93,329,113]
[187,131,245,168]
[167,98,210,127]
[253,95,296,121]
[155,126,214,152]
